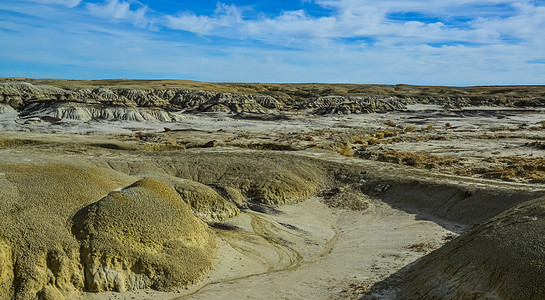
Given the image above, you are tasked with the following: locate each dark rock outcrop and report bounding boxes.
[304,95,408,114]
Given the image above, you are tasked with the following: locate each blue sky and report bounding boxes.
[1,0,544,85]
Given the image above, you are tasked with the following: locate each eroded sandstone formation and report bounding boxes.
[3,79,544,123]
[0,147,358,299]
[388,196,545,300]
[73,178,216,292]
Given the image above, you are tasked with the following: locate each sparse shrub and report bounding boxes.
[530,126,541,131]
[166,139,177,146]
[337,144,353,157]
[353,137,367,145]
[408,242,434,253]
[375,132,385,139]
[415,136,430,142]
[491,126,503,132]
[383,131,396,137]
[426,124,434,130]
[386,120,396,127]
[404,126,415,132]
[367,138,381,145]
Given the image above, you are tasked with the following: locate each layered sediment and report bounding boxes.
[2,79,545,123]
[1,78,545,300]
[382,196,545,300]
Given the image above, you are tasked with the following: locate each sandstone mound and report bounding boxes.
[386,196,545,299]
[98,162,242,221]
[198,93,269,113]
[0,104,16,115]
[72,178,216,293]
[304,95,407,114]
[21,101,183,122]
[174,179,240,221]
[3,80,545,119]
[0,162,133,300]
[146,152,328,205]
[0,161,219,299]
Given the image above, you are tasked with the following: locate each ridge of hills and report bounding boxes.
[1,78,545,300]
[1,79,545,122]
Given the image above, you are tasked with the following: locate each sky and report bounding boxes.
[1,0,544,85]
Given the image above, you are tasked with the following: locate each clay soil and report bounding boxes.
[1,99,545,299]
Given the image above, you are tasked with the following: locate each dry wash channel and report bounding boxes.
[0,133,544,299]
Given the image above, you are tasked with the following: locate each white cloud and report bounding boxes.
[1,0,544,84]
[87,0,150,27]
[164,0,536,47]
[25,0,81,8]
[167,3,243,35]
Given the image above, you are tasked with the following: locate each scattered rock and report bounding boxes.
[374,183,391,193]
[201,140,218,148]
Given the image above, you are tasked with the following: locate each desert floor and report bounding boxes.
[2,103,545,300]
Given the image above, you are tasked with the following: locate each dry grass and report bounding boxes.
[481,156,545,183]
[358,149,457,169]
[166,139,178,146]
[386,120,396,127]
[383,130,396,137]
[337,144,354,157]
[404,125,415,132]
[366,137,381,145]
[353,137,367,145]
[408,242,435,253]
[358,147,545,184]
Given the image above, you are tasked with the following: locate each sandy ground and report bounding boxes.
[85,197,453,300]
[1,103,544,299]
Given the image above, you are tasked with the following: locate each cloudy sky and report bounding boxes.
[1,0,544,85]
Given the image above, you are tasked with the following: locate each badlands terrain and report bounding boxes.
[1,78,545,299]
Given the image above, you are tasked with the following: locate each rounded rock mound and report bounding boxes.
[174,179,240,221]
[392,196,545,300]
[72,178,216,293]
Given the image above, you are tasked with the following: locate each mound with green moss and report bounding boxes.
[173,179,240,221]
[0,162,219,299]
[0,162,133,300]
[148,151,327,205]
[72,178,216,292]
[0,146,357,299]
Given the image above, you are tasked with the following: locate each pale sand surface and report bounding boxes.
[86,197,452,300]
[2,100,544,299]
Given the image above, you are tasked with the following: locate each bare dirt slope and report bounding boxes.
[367,195,545,300]
[1,79,545,300]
